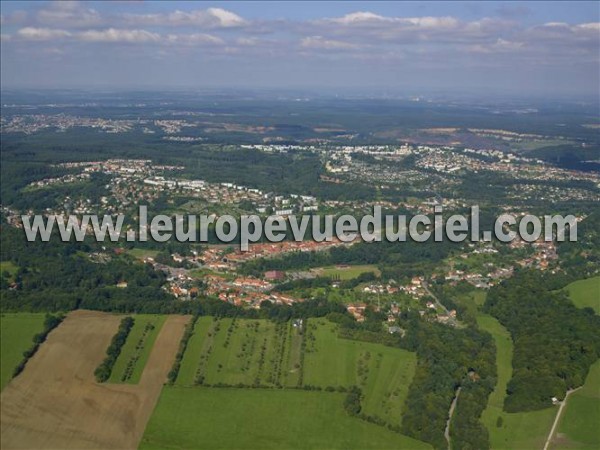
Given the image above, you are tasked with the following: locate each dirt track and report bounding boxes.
[0,310,190,450]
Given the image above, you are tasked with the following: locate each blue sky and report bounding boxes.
[1,1,598,96]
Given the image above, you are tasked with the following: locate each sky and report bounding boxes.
[1,1,599,97]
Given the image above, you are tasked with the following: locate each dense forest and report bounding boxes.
[400,317,495,449]
[484,270,600,411]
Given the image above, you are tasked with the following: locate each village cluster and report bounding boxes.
[3,139,589,331]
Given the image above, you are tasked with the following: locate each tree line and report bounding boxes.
[12,313,65,379]
[94,317,135,382]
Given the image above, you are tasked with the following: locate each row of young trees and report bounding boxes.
[94,317,135,382]
[167,315,198,384]
[12,313,65,378]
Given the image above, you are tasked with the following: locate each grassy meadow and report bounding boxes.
[0,313,46,390]
[140,387,431,450]
[316,264,381,280]
[563,276,600,314]
[302,319,416,424]
[554,359,600,449]
[173,317,416,432]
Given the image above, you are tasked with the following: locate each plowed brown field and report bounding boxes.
[0,310,190,450]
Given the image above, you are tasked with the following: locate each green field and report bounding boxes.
[454,288,487,318]
[554,359,600,449]
[563,277,600,314]
[0,313,46,390]
[174,316,215,385]
[174,317,416,428]
[303,319,416,425]
[108,314,166,384]
[478,313,557,450]
[140,387,431,450]
[317,265,381,280]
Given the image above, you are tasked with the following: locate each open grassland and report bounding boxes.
[553,359,600,449]
[303,319,416,425]
[189,268,236,281]
[563,276,600,314]
[315,264,381,280]
[0,310,189,450]
[454,288,487,317]
[109,315,167,384]
[477,313,557,450]
[140,387,431,450]
[0,313,45,390]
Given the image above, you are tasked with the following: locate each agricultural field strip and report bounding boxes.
[186,318,293,387]
[0,310,189,450]
[109,315,167,384]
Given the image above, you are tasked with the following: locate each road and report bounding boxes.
[422,281,450,315]
[444,386,462,450]
[542,387,582,450]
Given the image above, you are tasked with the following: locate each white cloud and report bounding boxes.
[470,38,525,54]
[322,11,460,30]
[300,36,361,50]
[576,22,600,32]
[77,29,160,44]
[206,8,247,27]
[36,1,102,27]
[403,16,460,29]
[165,33,224,46]
[328,12,389,25]
[121,7,247,28]
[309,12,513,46]
[17,27,72,41]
